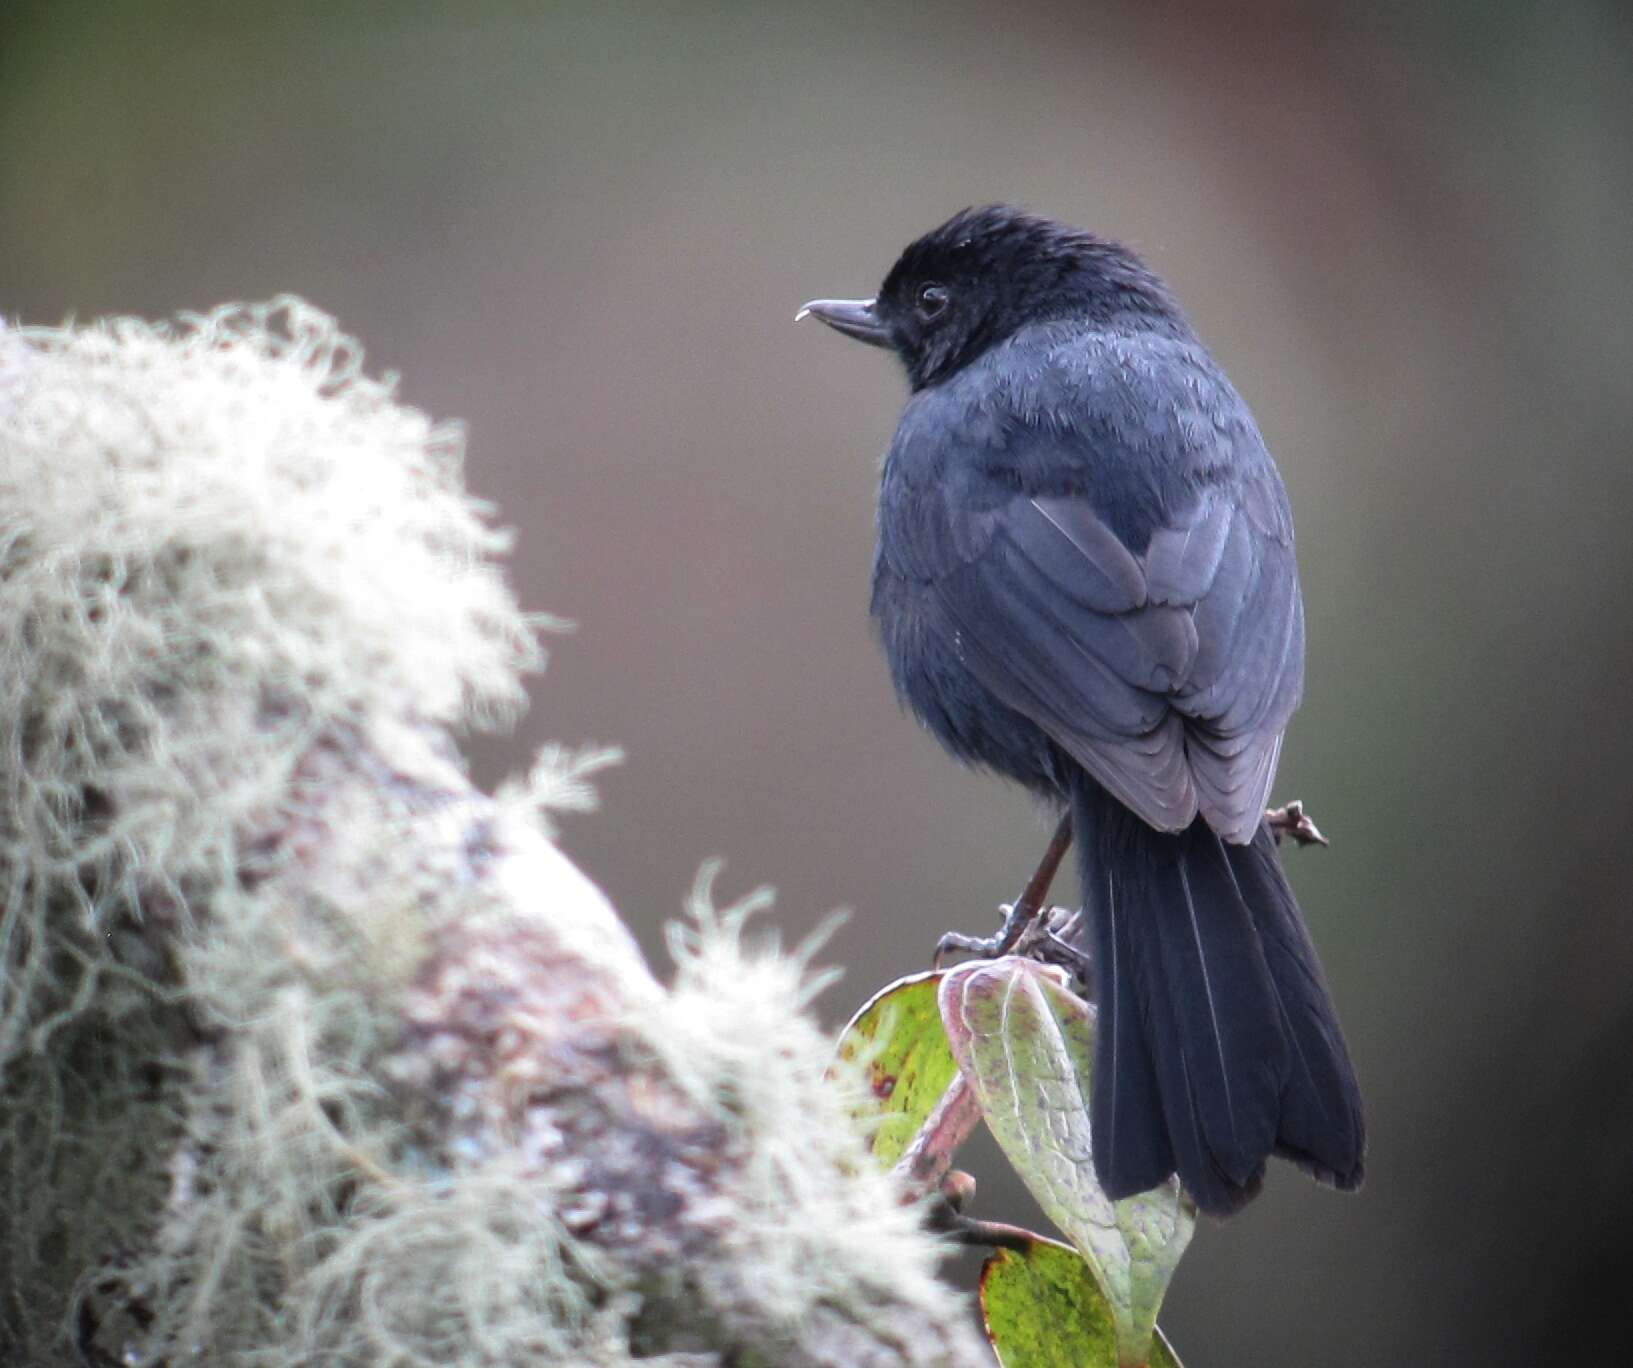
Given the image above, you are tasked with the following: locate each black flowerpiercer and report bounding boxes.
[800,206,1364,1216]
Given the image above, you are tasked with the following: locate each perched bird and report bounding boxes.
[799,206,1364,1216]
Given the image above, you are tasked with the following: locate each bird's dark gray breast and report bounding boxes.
[871,565,1070,796]
[869,397,1071,797]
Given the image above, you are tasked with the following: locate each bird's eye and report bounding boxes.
[916,283,949,321]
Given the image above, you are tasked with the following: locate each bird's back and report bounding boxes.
[871,319,1302,836]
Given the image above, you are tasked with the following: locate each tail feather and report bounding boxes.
[1082,862,1173,1196]
[1071,775,1365,1216]
[1224,829,1366,1188]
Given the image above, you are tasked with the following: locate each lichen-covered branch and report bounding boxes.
[0,306,984,1366]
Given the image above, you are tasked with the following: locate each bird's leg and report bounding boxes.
[933,811,1073,967]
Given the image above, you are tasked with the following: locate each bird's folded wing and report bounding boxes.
[930,480,1302,841]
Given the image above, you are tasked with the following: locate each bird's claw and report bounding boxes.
[933,900,1032,968]
[932,929,1005,969]
[933,903,1092,986]
[1266,799,1329,848]
[1033,927,1094,983]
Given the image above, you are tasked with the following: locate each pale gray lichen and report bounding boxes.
[649,868,963,1354]
[500,741,626,838]
[0,298,537,1056]
[0,301,536,1361]
[0,305,979,1367]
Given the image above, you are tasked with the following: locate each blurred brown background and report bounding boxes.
[4,1,1630,1361]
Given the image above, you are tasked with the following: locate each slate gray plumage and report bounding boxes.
[804,206,1364,1215]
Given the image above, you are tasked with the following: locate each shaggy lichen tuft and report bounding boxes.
[0,302,537,1359]
[650,868,961,1352]
[0,298,537,1057]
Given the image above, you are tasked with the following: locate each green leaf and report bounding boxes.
[981,1238,1183,1368]
[829,970,959,1167]
[941,958,1194,1365]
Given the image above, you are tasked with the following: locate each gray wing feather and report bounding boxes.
[932,477,1302,841]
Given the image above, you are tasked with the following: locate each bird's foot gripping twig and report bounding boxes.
[932,812,1073,969]
[932,918,1015,966]
[1266,799,1329,848]
[933,799,1326,973]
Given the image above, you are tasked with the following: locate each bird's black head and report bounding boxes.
[800,205,1184,391]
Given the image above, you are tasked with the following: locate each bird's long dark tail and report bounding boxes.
[1068,775,1365,1216]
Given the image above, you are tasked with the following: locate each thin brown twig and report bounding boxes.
[927,1207,1041,1253]
[892,1072,982,1200]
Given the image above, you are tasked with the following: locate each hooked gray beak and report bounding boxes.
[795,297,891,348]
